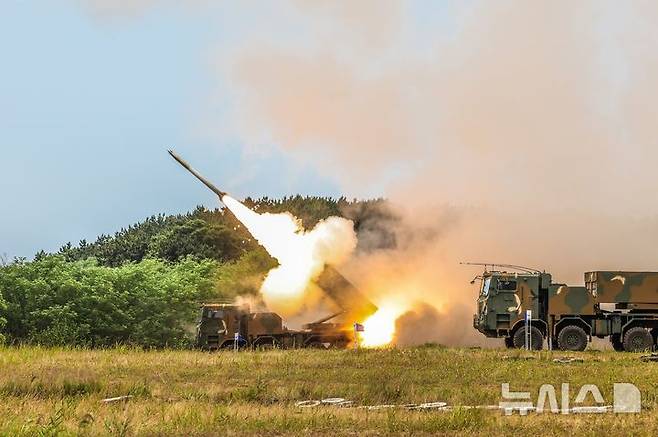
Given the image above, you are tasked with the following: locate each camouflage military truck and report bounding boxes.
[196,303,352,349]
[197,266,377,350]
[472,264,658,352]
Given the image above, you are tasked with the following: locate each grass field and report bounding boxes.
[0,345,656,436]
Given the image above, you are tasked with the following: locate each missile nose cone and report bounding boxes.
[168,149,228,200]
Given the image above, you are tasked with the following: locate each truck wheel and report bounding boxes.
[255,342,276,351]
[504,336,514,349]
[512,326,543,350]
[610,334,624,352]
[329,340,348,349]
[306,341,327,349]
[557,325,588,351]
[623,327,653,352]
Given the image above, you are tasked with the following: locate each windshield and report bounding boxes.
[481,277,491,298]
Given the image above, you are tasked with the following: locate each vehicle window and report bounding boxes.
[481,278,491,297]
[498,280,517,291]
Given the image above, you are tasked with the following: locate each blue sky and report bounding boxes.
[1,2,340,258]
[5,1,652,262]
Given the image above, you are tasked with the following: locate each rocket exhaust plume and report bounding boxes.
[221,195,357,314]
[169,150,358,318]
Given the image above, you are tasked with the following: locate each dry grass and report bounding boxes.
[0,345,656,435]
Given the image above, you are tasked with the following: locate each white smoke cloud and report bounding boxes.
[223,1,658,210]
[76,1,658,345]
[217,1,658,345]
[222,195,357,317]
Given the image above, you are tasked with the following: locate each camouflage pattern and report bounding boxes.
[548,285,594,316]
[196,303,352,349]
[473,271,546,337]
[474,268,658,351]
[194,267,376,349]
[586,271,658,308]
[196,304,248,349]
[247,312,285,336]
[474,272,595,337]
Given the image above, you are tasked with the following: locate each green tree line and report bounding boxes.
[0,196,397,347]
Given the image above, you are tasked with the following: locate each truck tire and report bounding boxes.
[623,327,653,352]
[557,325,588,351]
[504,336,514,349]
[512,326,543,350]
[610,334,624,352]
[329,340,348,349]
[306,341,327,349]
[255,342,277,350]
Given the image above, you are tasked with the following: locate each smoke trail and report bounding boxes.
[221,195,356,316]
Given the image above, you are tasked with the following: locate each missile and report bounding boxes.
[168,149,228,199]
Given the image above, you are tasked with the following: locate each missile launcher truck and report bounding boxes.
[472,264,658,352]
[197,304,348,349]
[196,266,377,349]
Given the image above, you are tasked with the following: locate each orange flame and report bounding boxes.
[359,300,409,347]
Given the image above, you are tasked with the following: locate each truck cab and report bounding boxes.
[196,304,248,349]
[473,269,552,348]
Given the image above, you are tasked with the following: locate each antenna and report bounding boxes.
[460,262,542,274]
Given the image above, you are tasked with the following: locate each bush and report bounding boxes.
[214,250,276,299]
[0,256,218,347]
[0,290,5,345]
